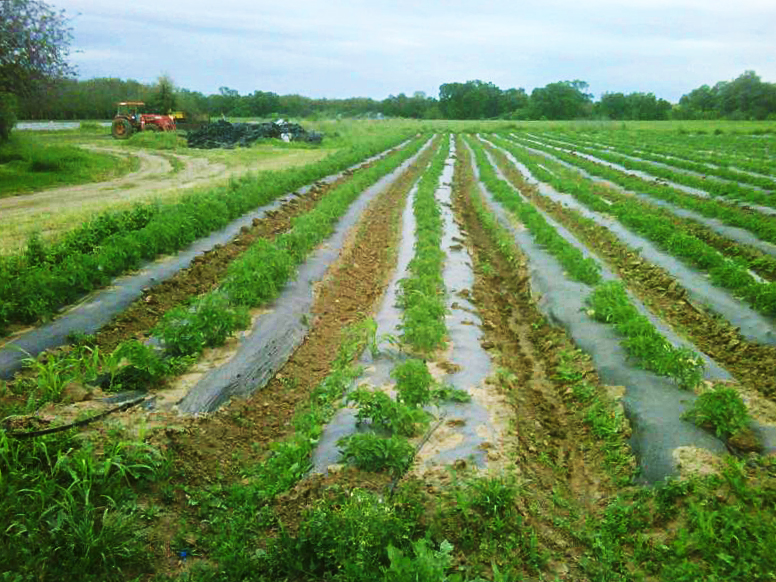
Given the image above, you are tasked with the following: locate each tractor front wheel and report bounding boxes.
[111,118,133,139]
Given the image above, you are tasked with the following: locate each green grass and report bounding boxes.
[0,134,134,196]
[120,130,188,151]
[0,428,168,581]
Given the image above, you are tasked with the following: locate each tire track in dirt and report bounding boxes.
[0,147,172,218]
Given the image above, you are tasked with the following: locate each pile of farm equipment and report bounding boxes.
[186,120,323,149]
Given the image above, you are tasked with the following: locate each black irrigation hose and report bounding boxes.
[3,395,149,439]
[387,412,447,498]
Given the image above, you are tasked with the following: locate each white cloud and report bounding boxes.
[53,0,776,101]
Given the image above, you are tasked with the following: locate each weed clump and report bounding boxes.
[0,430,167,581]
[261,488,418,581]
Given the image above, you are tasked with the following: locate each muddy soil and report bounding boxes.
[487,146,776,402]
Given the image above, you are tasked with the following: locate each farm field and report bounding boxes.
[1,120,776,581]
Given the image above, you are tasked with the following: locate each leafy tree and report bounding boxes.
[146,74,176,114]
[530,80,592,120]
[0,0,75,138]
[439,80,523,119]
[595,92,629,119]
[596,91,671,120]
[677,71,776,120]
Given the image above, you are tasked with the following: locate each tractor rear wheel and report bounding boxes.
[111,118,133,139]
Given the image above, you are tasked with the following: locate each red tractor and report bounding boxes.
[111,101,176,139]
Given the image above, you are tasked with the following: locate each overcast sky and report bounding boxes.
[56,0,776,102]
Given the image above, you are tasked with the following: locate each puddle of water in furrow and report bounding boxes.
[499,136,776,260]
[463,141,742,483]
[481,136,776,347]
[516,134,776,217]
[309,174,422,473]
[411,138,506,475]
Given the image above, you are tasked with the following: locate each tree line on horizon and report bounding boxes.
[16,70,776,122]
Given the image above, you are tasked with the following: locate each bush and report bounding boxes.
[348,389,429,436]
[263,488,416,581]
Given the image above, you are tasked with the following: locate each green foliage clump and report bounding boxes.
[683,386,749,438]
[338,433,415,477]
[392,358,434,407]
[0,430,166,581]
[583,458,776,581]
[432,473,546,574]
[262,488,419,581]
[587,281,704,389]
[383,539,454,582]
[348,389,429,437]
[155,291,250,356]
